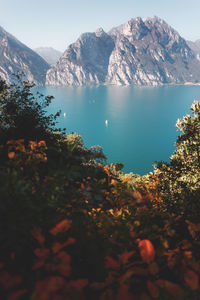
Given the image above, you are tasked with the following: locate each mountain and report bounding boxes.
[187,40,200,61]
[0,26,50,85]
[46,17,200,86]
[46,28,114,85]
[34,47,62,65]
[187,39,200,53]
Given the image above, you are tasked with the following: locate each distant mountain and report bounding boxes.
[46,17,200,86]
[0,26,49,85]
[34,47,62,65]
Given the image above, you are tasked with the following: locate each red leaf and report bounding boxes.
[147,280,159,298]
[0,272,22,289]
[117,284,136,300]
[90,281,105,290]
[52,237,75,254]
[31,276,66,300]
[50,220,72,235]
[140,292,151,300]
[184,269,199,290]
[68,279,88,290]
[119,266,148,284]
[7,289,27,300]
[129,267,148,276]
[34,248,50,260]
[138,240,155,264]
[105,256,120,270]
[181,240,192,250]
[148,262,159,275]
[32,260,44,270]
[119,270,135,284]
[165,281,184,297]
[54,251,71,277]
[32,227,45,245]
[156,280,184,297]
[0,262,4,269]
[118,250,135,265]
[155,279,165,288]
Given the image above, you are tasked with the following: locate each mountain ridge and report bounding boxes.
[0,18,200,86]
[46,16,200,86]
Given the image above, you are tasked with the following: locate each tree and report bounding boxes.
[156,100,200,217]
[0,77,62,143]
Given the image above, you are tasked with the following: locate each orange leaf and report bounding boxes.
[122,178,132,184]
[50,220,72,235]
[7,289,27,300]
[118,250,135,265]
[184,269,199,290]
[38,141,46,147]
[105,256,120,270]
[68,279,88,290]
[8,152,15,159]
[147,280,159,298]
[34,248,50,260]
[184,251,192,259]
[32,227,45,245]
[110,179,118,185]
[138,240,155,264]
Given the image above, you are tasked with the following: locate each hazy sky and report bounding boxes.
[0,0,199,52]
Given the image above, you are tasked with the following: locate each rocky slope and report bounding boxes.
[34,47,62,65]
[46,17,200,86]
[187,39,200,61]
[46,28,114,85]
[0,26,49,84]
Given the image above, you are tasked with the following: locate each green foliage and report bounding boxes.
[0,76,62,142]
[156,100,200,218]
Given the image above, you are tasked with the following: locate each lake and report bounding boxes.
[35,85,200,175]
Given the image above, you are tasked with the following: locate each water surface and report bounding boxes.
[35,85,200,174]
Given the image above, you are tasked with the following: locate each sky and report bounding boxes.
[0,0,199,52]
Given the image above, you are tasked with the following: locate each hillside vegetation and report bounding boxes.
[0,79,200,300]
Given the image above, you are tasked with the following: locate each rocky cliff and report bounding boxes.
[46,17,200,86]
[0,26,49,85]
[46,28,114,85]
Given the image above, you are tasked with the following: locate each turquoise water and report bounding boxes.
[35,85,200,175]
